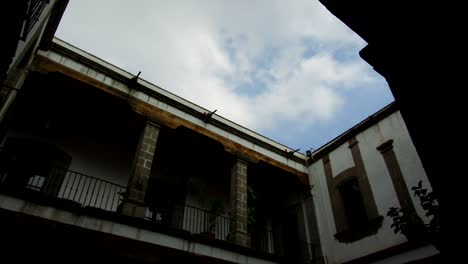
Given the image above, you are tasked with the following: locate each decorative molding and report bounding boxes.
[377,139,394,153]
[324,138,381,239]
[377,139,415,211]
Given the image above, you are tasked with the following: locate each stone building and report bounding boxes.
[0,2,438,263]
[307,103,439,263]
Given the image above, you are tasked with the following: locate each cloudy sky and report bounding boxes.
[55,0,393,152]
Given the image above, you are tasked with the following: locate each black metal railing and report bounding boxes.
[0,159,319,259]
[54,168,126,212]
[299,240,323,264]
[251,228,276,254]
[144,204,323,261]
[250,228,323,263]
[1,166,126,212]
[183,204,231,240]
[21,0,50,40]
[145,204,231,241]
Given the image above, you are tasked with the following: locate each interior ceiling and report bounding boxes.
[11,72,305,200]
[10,72,144,133]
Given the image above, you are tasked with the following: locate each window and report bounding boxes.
[26,175,46,191]
[324,150,382,242]
[0,137,71,196]
[338,178,368,229]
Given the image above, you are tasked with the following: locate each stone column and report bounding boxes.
[230,158,249,247]
[121,121,160,218]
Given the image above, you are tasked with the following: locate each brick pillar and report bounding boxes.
[230,158,249,247]
[121,121,160,218]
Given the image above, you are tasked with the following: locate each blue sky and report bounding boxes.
[55,0,393,152]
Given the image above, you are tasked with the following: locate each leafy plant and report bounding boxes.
[186,177,208,202]
[247,186,257,234]
[387,181,439,250]
[186,177,223,233]
[208,198,223,232]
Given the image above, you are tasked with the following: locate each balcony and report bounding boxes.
[0,166,125,212]
[0,72,322,263]
[0,160,321,264]
[145,204,231,241]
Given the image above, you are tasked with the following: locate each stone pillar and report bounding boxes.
[230,158,249,247]
[121,121,160,218]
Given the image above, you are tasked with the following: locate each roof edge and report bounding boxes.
[309,101,398,164]
[48,37,308,164]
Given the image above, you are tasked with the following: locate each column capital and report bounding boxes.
[236,157,249,166]
[376,139,394,153]
[146,118,163,128]
[236,153,259,165]
[348,137,359,148]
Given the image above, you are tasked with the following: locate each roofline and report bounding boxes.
[308,101,398,163]
[50,37,307,164]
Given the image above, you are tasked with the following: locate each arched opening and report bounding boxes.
[337,177,368,229]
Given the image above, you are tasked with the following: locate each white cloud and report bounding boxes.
[56,0,387,144]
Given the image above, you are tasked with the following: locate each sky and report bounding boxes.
[55,0,394,153]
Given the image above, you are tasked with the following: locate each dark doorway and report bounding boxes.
[279,206,302,262]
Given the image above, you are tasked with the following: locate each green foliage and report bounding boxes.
[186,177,208,203]
[387,181,439,250]
[187,177,223,232]
[247,186,257,234]
[208,198,223,232]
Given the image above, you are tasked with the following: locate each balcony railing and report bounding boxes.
[145,206,322,263]
[54,168,126,211]
[0,167,126,212]
[0,162,320,261]
[299,241,323,264]
[145,204,231,241]
[250,228,322,263]
[251,228,276,254]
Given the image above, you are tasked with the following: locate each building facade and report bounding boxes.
[317,0,444,199]
[0,3,438,263]
[308,104,439,263]
[0,37,318,264]
[1,0,69,123]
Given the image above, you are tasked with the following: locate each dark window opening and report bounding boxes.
[338,178,367,229]
[0,137,71,196]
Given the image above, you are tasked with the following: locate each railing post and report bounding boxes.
[229,158,250,247]
[121,120,160,218]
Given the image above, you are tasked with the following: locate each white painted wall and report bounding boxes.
[378,112,432,221]
[329,143,355,177]
[3,125,133,188]
[309,111,437,264]
[2,122,135,211]
[309,159,337,263]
